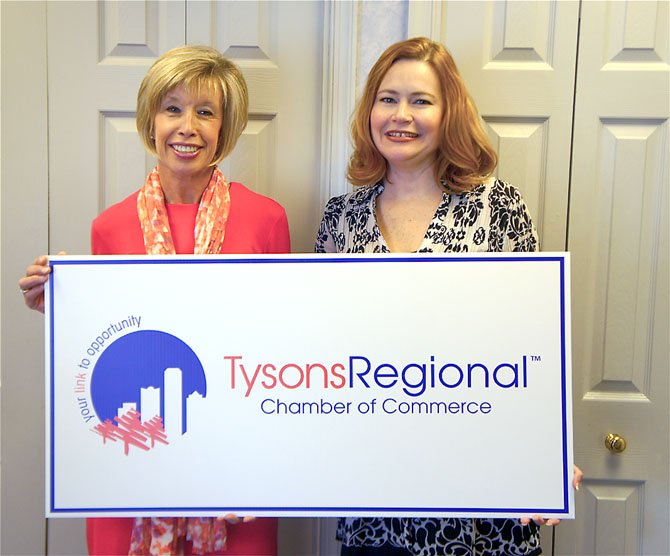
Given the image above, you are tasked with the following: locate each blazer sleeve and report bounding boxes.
[264,207,291,254]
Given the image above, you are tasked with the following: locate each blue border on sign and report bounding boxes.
[49,267,56,514]
[48,255,571,516]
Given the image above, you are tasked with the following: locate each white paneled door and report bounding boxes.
[409,1,669,554]
[559,1,670,554]
[45,1,323,554]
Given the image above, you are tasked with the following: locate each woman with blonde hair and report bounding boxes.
[316,37,581,556]
[20,45,286,556]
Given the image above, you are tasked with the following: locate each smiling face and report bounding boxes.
[153,84,223,190]
[370,59,444,175]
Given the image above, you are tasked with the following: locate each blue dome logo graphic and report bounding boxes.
[90,330,206,436]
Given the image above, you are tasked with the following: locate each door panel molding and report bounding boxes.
[98,0,185,63]
[583,480,645,555]
[319,0,358,207]
[100,112,156,210]
[485,0,557,65]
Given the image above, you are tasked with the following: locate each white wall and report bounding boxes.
[0,0,3,531]
[0,2,50,554]
[357,1,407,93]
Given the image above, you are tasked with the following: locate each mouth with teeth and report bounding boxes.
[386,131,419,138]
[171,144,201,154]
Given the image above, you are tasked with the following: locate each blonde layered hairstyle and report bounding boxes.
[136,45,248,165]
[348,37,497,193]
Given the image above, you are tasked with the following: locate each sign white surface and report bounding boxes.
[46,253,573,518]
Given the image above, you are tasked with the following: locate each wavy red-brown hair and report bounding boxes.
[348,37,497,193]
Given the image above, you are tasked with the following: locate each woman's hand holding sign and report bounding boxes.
[18,253,66,314]
[520,465,584,526]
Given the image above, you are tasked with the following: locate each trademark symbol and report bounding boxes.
[530,355,542,362]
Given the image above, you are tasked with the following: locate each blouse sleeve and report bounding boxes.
[502,184,539,253]
[314,196,343,253]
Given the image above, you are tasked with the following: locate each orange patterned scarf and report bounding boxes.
[131,166,229,555]
[129,518,227,556]
[137,166,230,255]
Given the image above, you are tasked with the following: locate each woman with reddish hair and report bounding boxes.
[316,37,582,556]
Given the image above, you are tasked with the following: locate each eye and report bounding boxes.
[165,105,181,113]
[378,97,397,104]
[198,108,215,117]
[413,98,432,105]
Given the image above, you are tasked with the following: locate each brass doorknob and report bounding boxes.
[605,433,627,453]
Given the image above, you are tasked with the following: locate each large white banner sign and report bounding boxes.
[46,253,573,518]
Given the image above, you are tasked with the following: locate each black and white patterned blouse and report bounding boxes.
[315,178,538,255]
[315,178,542,556]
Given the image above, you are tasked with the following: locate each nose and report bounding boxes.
[178,109,197,136]
[392,101,412,122]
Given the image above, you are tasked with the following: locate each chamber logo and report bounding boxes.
[86,329,206,455]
